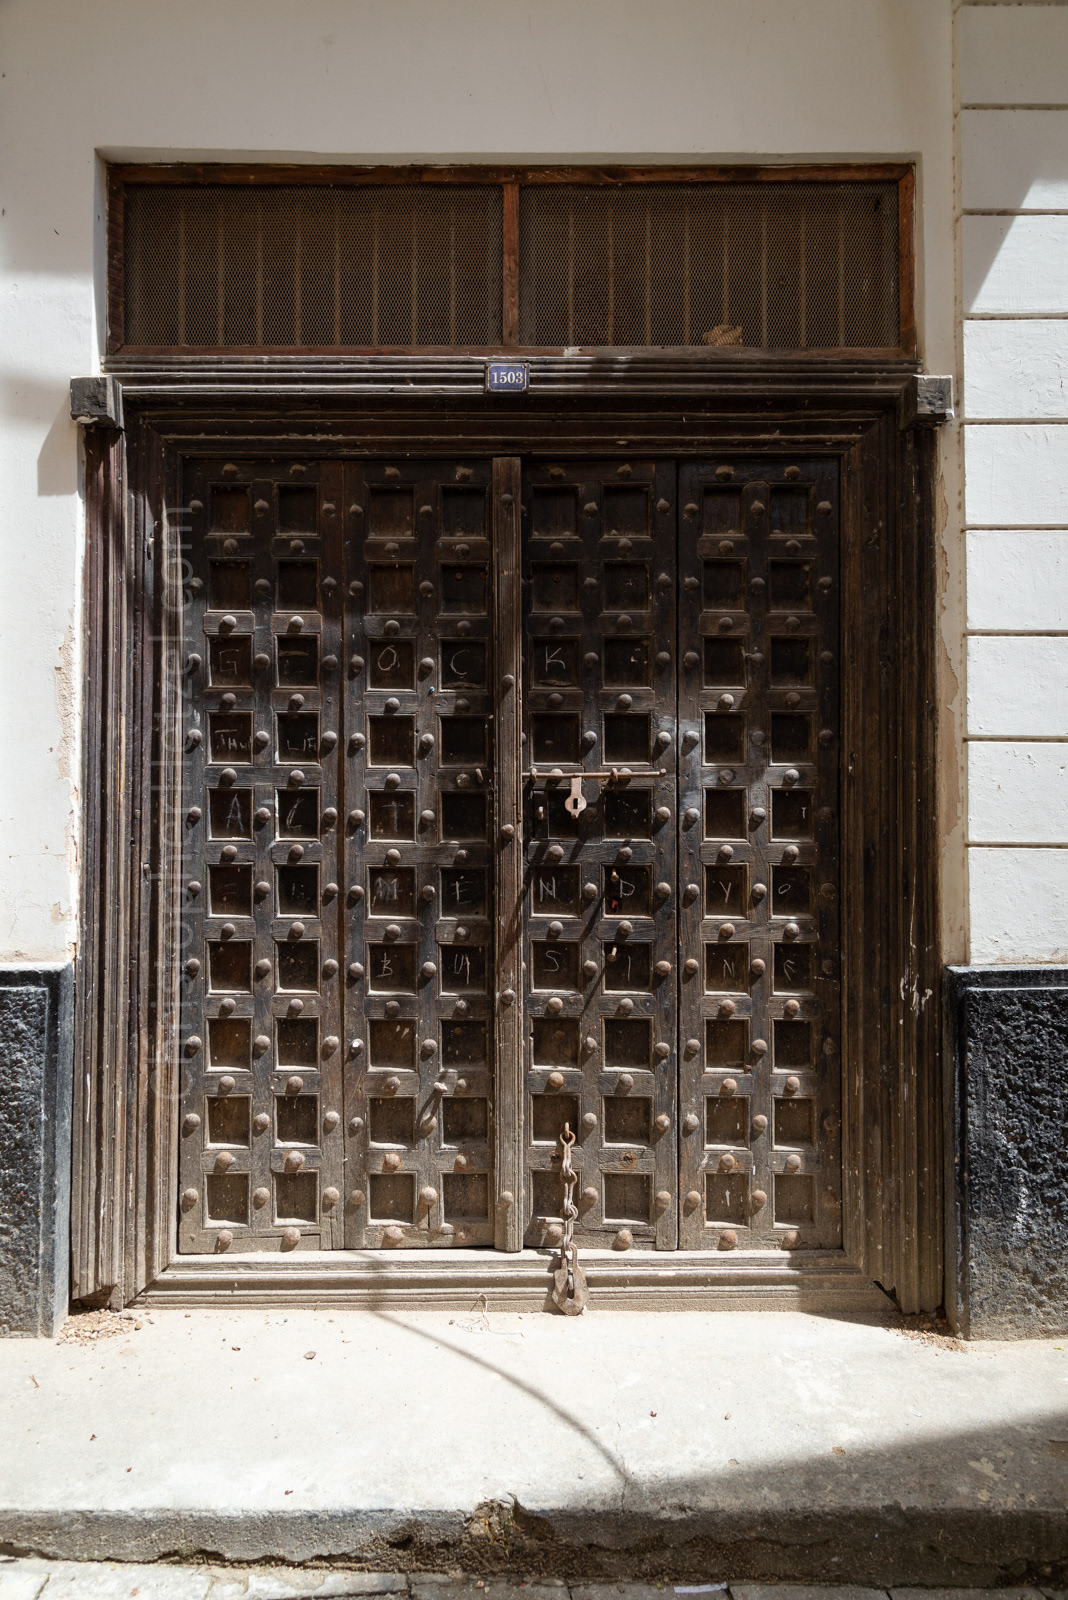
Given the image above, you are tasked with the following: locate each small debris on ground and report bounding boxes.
[893,1311,964,1351]
[59,1309,138,1345]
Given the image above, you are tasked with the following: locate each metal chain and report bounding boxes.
[550,1123,589,1315]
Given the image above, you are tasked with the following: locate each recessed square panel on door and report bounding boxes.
[520,459,679,1251]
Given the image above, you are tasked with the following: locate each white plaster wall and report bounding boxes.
[960,1,1068,963]
[0,0,957,963]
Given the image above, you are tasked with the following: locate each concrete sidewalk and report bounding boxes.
[0,1310,1066,1586]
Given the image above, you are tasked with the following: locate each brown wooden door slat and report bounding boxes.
[342,459,496,1248]
[177,457,346,1253]
[519,460,679,1251]
[676,458,842,1251]
[493,458,524,1250]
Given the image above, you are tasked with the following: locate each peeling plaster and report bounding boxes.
[53,623,75,783]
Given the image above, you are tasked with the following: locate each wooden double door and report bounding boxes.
[177,452,841,1255]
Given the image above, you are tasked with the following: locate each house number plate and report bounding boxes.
[485,360,529,393]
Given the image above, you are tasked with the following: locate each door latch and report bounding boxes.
[564,775,587,817]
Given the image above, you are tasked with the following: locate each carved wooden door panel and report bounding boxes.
[178,455,497,1253]
[176,448,843,1260]
[178,458,347,1252]
[676,459,842,1251]
[516,455,843,1254]
[520,462,680,1250]
[342,459,496,1248]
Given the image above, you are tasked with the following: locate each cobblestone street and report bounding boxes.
[1,1573,1066,1600]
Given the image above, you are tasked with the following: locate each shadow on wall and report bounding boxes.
[960,103,1068,315]
[0,373,78,497]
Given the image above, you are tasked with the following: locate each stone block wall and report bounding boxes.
[0,966,74,1336]
[945,966,1068,1337]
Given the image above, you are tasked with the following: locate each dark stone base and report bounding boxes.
[945,965,1068,1339]
[0,965,73,1337]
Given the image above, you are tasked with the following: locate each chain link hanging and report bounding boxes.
[550,1124,589,1314]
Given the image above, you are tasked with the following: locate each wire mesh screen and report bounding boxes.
[518,182,899,349]
[123,184,504,347]
[118,176,902,350]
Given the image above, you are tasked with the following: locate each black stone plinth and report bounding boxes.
[944,965,1068,1338]
[0,965,73,1337]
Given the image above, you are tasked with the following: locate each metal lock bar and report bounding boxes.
[523,767,667,781]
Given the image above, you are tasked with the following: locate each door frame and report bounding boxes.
[73,353,941,1312]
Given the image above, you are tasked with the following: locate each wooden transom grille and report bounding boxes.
[122,185,504,349]
[518,184,898,350]
[111,168,909,353]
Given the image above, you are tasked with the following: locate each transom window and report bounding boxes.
[109,166,912,354]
